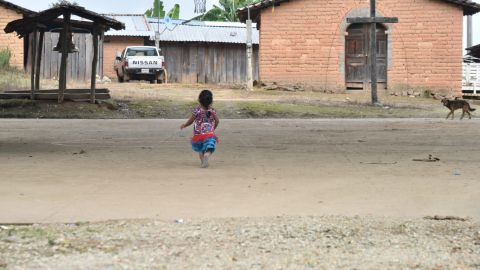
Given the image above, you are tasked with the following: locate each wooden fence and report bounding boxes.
[29,34,258,84]
[159,42,259,84]
[27,32,103,82]
[462,62,480,96]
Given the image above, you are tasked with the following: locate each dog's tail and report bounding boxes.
[470,107,476,112]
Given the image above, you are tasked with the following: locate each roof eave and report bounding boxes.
[0,0,35,16]
[237,0,480,21]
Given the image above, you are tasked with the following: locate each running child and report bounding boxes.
[180,90,220,168]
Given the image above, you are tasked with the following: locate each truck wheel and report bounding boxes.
[122,69,130,82]
[117,71,124,83]
[156,72,164,84]
[150,79,156,84]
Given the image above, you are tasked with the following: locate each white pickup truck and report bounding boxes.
[114,46,165,83]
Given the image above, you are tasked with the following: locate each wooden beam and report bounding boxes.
[90,27,99,104]
[4,88,109,94]
[370,0,378,104]
[347,17,398,24]
[370,23,378,104]
[58,13,71,104]
[34,30,44,91]
[0,92,110,100]
[30,29,37,99]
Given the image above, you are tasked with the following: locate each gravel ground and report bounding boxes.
[1,216,480,270]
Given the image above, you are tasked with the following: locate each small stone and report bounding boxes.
[264,83,278,90]
[102,76,112,83]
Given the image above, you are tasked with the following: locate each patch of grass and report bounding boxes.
[0,95,447,119]
[0,68,30,92]
[0,48,30,91]
[220,101,440,119]
[127,99,197,118]
[0,48,11,69]
[121,99,445,119]
[0,99,35,109]
[3,227,50,241]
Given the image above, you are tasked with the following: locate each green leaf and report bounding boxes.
[146,0,166,19]
[197,0,260,22]
[167,4,180,19]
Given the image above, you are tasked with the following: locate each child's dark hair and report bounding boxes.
[198,90,213,108]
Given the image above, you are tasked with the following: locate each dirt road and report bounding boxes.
[0,119,479,223]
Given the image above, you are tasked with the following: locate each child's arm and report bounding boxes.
[213,113,220,130]
[181,115,195,129]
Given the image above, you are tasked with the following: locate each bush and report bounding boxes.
[0,48,11,69]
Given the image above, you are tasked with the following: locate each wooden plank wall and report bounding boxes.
[160,42,259,84]
[31,32,103,81]
[31,34,258,84]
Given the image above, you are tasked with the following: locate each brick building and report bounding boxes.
[239,0,480,94]
[0,0,33,69]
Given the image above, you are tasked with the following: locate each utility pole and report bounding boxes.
[246,7,253,91]
[155,0,160,49]
[467,15,473,48]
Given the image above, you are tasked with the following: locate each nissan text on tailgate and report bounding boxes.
[114,46,165,83]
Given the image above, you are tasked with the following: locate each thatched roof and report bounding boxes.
[4,4,125,37]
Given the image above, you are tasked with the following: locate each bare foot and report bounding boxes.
[201,156,209,168]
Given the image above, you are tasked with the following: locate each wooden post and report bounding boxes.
[34,30,44,92]
[246,20,253,91]
[99,31,104,79]
[90,28,99,104]
[370,0,378,104]
[58,13,71,104]
[30,29,37,99]
[246,8,253,91]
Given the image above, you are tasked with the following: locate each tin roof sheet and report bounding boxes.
[104,14,152,37]
[148,18,259,44]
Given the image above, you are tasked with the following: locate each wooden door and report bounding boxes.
[345,24,366,85]
[346,23,387,89]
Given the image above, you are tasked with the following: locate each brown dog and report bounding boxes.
[441,98,476,120]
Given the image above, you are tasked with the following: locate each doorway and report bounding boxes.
[345,23,387,90]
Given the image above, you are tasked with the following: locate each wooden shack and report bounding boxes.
[3,3,124,103]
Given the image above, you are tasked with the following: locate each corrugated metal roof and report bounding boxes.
[148,18,259,44]
[104,15,259,44]
[104,14,152,37]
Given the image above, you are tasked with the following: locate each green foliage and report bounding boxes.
[167,4,181,19]
[145,0,166,18]
[50,0,79,8]
[145,0,181,20]
[196,0,259,22]
[0,48,11,69]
